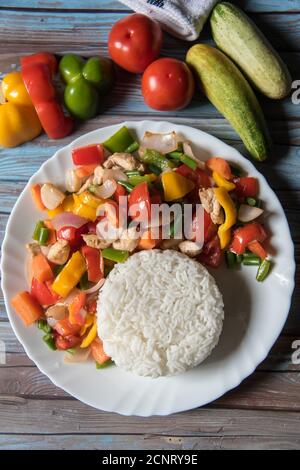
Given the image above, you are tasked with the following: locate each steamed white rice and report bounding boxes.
[97,250,224,378]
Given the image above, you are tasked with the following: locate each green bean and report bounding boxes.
[148,164,162,175]
[32,220,44,241]
[139,148,173,171]
[180,153,197,170]
[256,259,271,282]
[226,251,237,269]
[96,359,114,369]
[117,180,134,193]
[43,334,57,351]
[125,170,141,177]
[125,141,139,153]
[38,319,52,334]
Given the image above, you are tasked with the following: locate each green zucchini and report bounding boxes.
[210,2,292,100]
[186,44,272,161]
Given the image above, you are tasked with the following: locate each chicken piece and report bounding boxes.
[159,238,183,250]
[26,242,41,256]
[77,175,94,194]
[47,240,70,265]
[66,168,83,193]
[41,183,65,210]
[178,241,202,257]
[112,227,139,252]
[82,234,112,249]
[93,166,105,185]
[103,153,144,171]
[199,188,224,225]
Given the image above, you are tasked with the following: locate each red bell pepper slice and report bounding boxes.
[234,177,259,199]
[57,224,88,249]
[69,292,87,326]
[198,235,223,268]
[230,222,268,255]
[21,52,73,139]
[31,277,60,306]
[54,317,81,337]
[190,207,217,244]
[176,164,212,190]
[55,334,81,350]
[72,144,104,166]
[113,183,127,205]
[128,182,151,223]
[21,52,58,76]
[248,240,268,260]
[82,245,103,283]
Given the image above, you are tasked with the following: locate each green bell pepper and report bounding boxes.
[59,54,114,120]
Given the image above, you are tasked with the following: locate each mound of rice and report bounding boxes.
[97,250,224,378]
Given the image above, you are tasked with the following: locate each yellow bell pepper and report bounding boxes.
[52,251,86,297]
[78,191,105,209]
[80,314,95,337]
[0,72,42,148]
[213,171,236,192]
[72,194,97,221]
[214,187,237,249]
[161,171,195,202]
[80,317,97,348]
[47,194,74,218]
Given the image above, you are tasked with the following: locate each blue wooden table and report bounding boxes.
[0,0,300,450]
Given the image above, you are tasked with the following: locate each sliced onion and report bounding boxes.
[141,131,178,154]
[47,316,58,328]
[83,277,105,294]
[103,168,128,182]
[52,212,88,231]
[183,141,205,169]
[94,179,117,199]
[64,347,91,364]
[238,204,264,223]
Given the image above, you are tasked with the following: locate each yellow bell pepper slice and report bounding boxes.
[0,72,42,148]
[213,171,236,192]
[80,314,95,337]
[47,194,74,218]
[52,251,86,297]
[214,187,237,249]
[161,171,195,202]
[80,318,97,348]
[72,194,97,221]
[78,191,105,209]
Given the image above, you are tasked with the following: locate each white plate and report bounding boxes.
[1,121,295,416]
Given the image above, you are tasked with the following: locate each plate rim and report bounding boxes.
[1,120,296,416]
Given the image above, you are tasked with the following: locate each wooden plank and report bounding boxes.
[0,11,299,53]
[0,399,300,435]
[2,0,300,13]
[0,433,300,450]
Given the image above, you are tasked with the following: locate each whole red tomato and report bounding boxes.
[142,58,195,110]
[108,13,162,73]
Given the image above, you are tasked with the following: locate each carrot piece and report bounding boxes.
[138,228,160,250]
[75,164,98,179]
[206,157,233,180]
[11,291,43,326]
[90,337,110,365]
[248,240,268,260]
[43,220,56,245]
[30,184,46,211]
[69,292,87,326]
[32,253,54,283]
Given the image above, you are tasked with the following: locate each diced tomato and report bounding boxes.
[233,177,259,199]
[54,317,82,337]
[31,277,60,306]
[248,240,268,260]
[72,144,104,166]
[57,224,88,249]
[55,334,81,350]
[206,157,233,180]
[190,207,217,243]
[198,235,223,268]
[230,222,268,255]
[69,292,87,326]
[176,164,212,189]
[82,245,103,283]
[113,183,127,204]
[90,337,110,365]
[128,182,151,222]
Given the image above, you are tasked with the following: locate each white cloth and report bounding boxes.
[119,0,218,41]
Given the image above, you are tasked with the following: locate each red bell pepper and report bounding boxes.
[55,334,81,350]
[234,177,259,199]
[190,207,217,243]
[81,245,103,283]
[21,52,73,139]
[176,164,211,189]
[230,222,268,255]
[57,224,88,249]
[69,291,87,326]
[128,182,151,222]
[248,240,268,260]
[198,235,223,268]
[54,317,81,337]
[31,277,60,306]
[113,183,127,204]
[72,144,104,166]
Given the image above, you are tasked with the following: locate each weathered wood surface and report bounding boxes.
[0,0,300,450]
